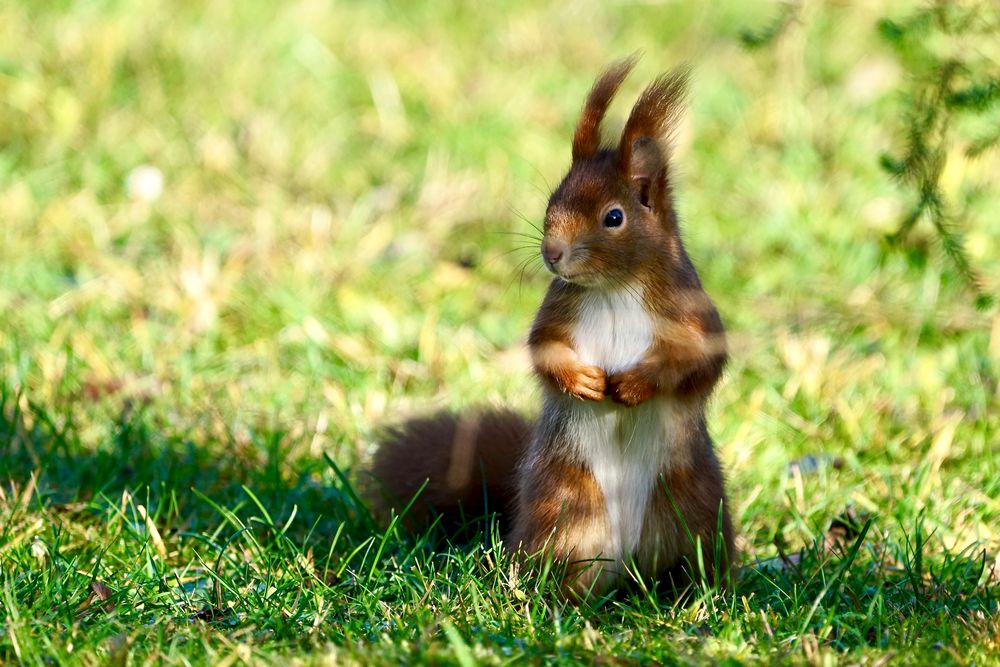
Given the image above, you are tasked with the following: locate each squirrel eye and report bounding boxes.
[603,208,624,228]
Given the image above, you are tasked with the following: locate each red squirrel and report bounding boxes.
[368,57,734,598]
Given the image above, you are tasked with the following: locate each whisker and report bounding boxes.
[505,252,545,298]
[498,248,541,261]
[491,230,543,242]
[594,264,646,307]
[519,261,545,298]
[509,206,543,228]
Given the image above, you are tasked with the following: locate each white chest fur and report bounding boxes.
[567,287,673,561]
[572,288,653,375]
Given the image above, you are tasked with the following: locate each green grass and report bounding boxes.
[2,0,999,664]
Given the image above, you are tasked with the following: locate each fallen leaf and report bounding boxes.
[78,580,115,615]
[91,581,114,611]
[823,509,867,556]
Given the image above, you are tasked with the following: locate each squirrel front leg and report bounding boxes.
[607,311,727,406]
[531,339,606,401]
[529,283,605,402]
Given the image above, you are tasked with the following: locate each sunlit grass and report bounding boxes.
[1,0,998,664]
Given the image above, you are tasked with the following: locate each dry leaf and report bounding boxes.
[78,580,115,615]
[823,509,866,556]
[137,504,168,561]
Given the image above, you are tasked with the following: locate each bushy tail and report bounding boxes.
[365,409,533,535]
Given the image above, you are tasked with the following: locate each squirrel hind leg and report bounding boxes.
[641,457,737,594]
[364,408,533,537]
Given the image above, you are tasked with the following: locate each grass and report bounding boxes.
[1,0,999,664]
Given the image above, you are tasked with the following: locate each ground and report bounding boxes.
[1,1,998,665]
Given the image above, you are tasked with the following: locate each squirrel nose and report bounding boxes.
[542,239,568,267]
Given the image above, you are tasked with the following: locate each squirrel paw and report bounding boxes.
[607,368,657,407]
[556,364,606,401]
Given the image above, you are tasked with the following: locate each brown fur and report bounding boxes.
[506,452,614,597]
[636,419,735,589]
[366,409,532,533]
[366,58,735,599]
[528,284,607,401]
[572,55,637,162]
[618,68,689,211]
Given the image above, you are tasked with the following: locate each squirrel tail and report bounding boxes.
[364,409,533,535]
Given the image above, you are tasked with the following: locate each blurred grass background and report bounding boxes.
[1,0,998,663]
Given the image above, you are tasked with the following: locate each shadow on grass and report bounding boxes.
[0,383,427,658]
[0,384,373,546]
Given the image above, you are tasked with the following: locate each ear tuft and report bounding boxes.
[571,54,640,162]
[617,67,689,178]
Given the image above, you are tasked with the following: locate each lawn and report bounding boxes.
[1,0,998,664]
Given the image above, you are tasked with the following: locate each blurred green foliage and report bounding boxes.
[742,0,1000,306]
[877,0,1000,307]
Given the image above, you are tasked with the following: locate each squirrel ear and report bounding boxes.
[627,136,665,208]
[571,55,639,162]
[617,68,688,210]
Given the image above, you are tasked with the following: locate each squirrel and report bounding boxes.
[367,57,734,599]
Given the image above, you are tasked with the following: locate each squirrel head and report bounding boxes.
[541,57,689,288]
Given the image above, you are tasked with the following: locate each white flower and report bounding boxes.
[31,538,48,561]
[125,165,164,202]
